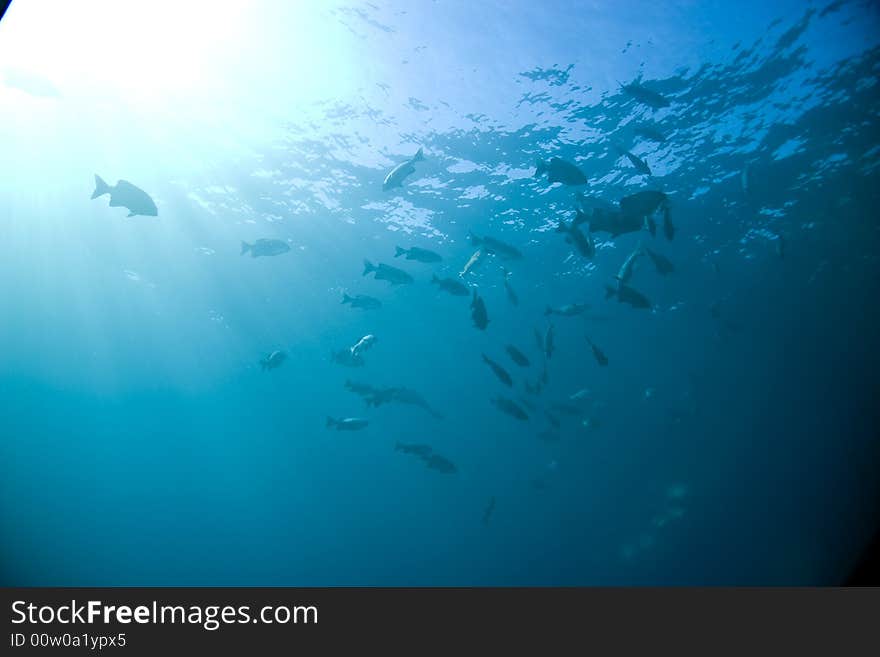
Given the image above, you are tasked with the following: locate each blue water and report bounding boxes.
[1,0,879,585]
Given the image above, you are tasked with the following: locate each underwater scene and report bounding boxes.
[0,0,879,585]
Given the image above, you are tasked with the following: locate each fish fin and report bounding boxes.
[555,219,569,234]
[91,174,110,200]
[604,285,616,300]
[362,259,375,276]
[342,293,352,304]
[240,241,251,256]
[412,147,425,162]
[394,246,405,258]
[126,212,135,218]
[534,159,548,178]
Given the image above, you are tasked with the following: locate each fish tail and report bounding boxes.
[240,241,251,256]
[534,159,548,177]
[604,285,616,300]
[325,416,337,429]
[91,174,110,200]
[412,147,425,162]
[342,293,352,304]
[555,219,568,234]
[394,246,406,258]
[362,259,375,276]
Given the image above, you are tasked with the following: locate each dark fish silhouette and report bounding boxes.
[605,283,652,309]
[432,274,470,296]
[619,80,670,108]
[585,207,644,237]
[644,247,675,275]
[620,190,668,221]
[491,397,529,421]
[395,442,433,457]
[471,290,490,330]
[468,232,523,260]
[91,174,157,217]
[363,260,413,285]
[615,144,652,176]
[501,267,519,306]
[557,217,595,258]
[535,157,588,186]
[389,387,444,419]
[342,293,382,309]
[241,239,290,258]
[394,245,442,263]
[260,350,287,371]
[585,338,608,366]
[482,354,513,387]
[383,148,425,190]
[505,345,530,367]
[633,124,667,142]
[424,453,457,474]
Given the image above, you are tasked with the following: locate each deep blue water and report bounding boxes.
[1,0,879,585]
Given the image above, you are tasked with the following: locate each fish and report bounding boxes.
[260,350,287,371]
[615,144,652,176]
[569,388,592,402]
[423,453,457,474]
[619,80,670,108]
[325,417,369,431]
[482,496,496,526]
[432,274,470,296]
[389,387,443,419]
[395,442,433,457]
[350,334,377,358]
[332,349,364,367]
[643,247,675,275]
[605,283,652,309]
[345,380,395,407]
[383,148,425,190]
[545,303,589,317]
[362,260,413,285]
[662,205,675,241]
[587,207,644,237]
[241,239,291,258]
[585,337,608,366]
[482,354,513,387]
[616,243,644,286]
[545,324,555,360]
[468,232,523,260]
[505,345,530,367]
[471,290,490,330]
[91,174,158,217]
[342,293,382,310]
[576,192,617,216]
[518,396,538,412]
[533,327,545,354]
[491,397,529,421]
[394,245,442,263]
[502,267,519,306]
[620,190,668,222]
[557,216,595,258]
[534,157,588,186]
[459,249,484,278]
[633,124,667,143]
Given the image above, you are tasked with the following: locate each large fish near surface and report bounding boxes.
[643,247,675,275]
[260,350,287,371]
[362,260,413,285]
[545,303,589,317]
[620,190,668,221]
[342,293,382,310]
[491,397,529,421]
[394,245,442,263]
[505,345,530,367]
[534,157,588,186]
[582,207,643,238]
[605,282,652,309]
[556,217,595,258]
[383,148,425,191]
[619,80,671,108]
[471,290,489,330]
[482,354,513,387]
[432,274,470,296]
[633,124,667,143]
[326,416,369,431]
[459,249,484,278]
[468,232,523,260]
[241,238,291,258]
[614,144,652,176]
[90,174,157,217]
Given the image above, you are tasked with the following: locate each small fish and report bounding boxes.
[643,247,675,275]
[604,283,652,309]
[545,303,589,317]
[241,239,291,258]
[342,293,382,310]
[619,80,670,108]
[362,260,414,285]
[395,442,433,457]
[534,157,588,186]
[432,274,470,296]
[491,397,529,421]
[775,233,786,260]
[543,409,561,428]
[423,453,457,474]
[505,345,530,367]
[501,267,519,306]
[471,290,490,330]
[326,417,369,431]
[557,216,595,258]
[545,324,555,360]
[615,144,652,176]
[662,205,675,241]
[91,174,158,217]
[383,148,425,191]
[394,245,442,263]
[482,354,513,387]
[616,243,644,286]
[569,388,592,402]
[260,350,287,371]
[350,334,377,358]
[459,249,484,278]
[468,232,523,260]
[585,337,608,366]
[482,496,496,526]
